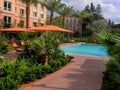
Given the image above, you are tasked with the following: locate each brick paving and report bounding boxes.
[19,55,106,90]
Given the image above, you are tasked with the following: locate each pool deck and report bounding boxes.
[19,42,107,90]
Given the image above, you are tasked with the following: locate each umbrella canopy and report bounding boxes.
[29,25,73,33]
[1,27,28,32]
[28,27,46,32]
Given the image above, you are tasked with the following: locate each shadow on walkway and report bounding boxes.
[63,59,104,90]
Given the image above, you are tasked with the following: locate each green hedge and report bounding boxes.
[0,55,73,90]
[101,56,120,90]
[73,36,91,42]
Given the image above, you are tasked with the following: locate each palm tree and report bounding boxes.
[22,0,38,28]
[75,11,92,38]
[97,30,120,90]
[40,0,64,24]
[57,5,73,28]
[31,31,60,65]
[97,30,119,56]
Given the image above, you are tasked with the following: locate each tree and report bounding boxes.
[52,16,62,27]
[87,19,108,32]
[22,0,38,28]
[57,5,73,28]
[90,2,96,13]
[31,31,61,65]
[96,4,102,15]
[84,5,90,12]
[75,11,92,38]
[87,19,109,39]
[108,19,112,26]
[41,0,64,24]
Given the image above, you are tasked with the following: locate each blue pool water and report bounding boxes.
[61,44,108,57]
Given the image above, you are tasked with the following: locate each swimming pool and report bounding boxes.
[61,44,108,57]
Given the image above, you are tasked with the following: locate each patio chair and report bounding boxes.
[69,39,75,43]
[12,41,23,53]
[12,41,21,48]
[20,40,25,46]
[93,40,97,43]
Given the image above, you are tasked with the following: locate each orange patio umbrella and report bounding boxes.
[29,25,73,33]
[43,25,73,33]
[28,27,46,32]
[1,27,28,32]
[58,29,73,33]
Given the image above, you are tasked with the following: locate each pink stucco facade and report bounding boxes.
[0,0,46,28]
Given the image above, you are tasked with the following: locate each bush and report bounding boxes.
[22,66,37,83]
[0,36,8,54]
[0,54,73,90]
[101,56,120,90]
[0,60,27,90]
[41,64,51,76]
[73,36,91,42]
[0,77,19,90]
[49,60,62,72]
[49,55,73,72]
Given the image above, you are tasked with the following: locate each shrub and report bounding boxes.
[101,56,120,90]
[0,60,27,90]
[22,66,37,83]
[73,36,90,42]
[49,60,62,72]
[42,64,51,75]
[0,54,73,90]
[0,77,19,90]
[0,36,8,54]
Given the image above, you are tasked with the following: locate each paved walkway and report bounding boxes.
[19,55,106,90]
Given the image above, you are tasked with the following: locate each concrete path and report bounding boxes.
[19,55,106,90]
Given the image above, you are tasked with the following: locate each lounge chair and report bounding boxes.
[69,39,75,43]
[12,41,23,53]
[20,40,25,46]
[12,41,21,48]
[93,40,97,43]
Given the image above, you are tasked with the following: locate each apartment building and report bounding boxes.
[65,17,81,32]
[0,0,46,28]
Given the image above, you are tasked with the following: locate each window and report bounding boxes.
[78,20,81,23]
[40,23,44,26]
[40,14,44,19]
[33,22,37,27]
[4,16,12,27]
[33,3,37,11]
[20,0,24,5]
[66,20,68,23]
[19,20,24,27]
[20,9,24,16]
[33,12,37,17]
[41,5,44,11]
[4,1,12,11]
[74,19,76,23]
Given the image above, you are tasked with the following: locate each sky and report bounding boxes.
[62,0,120,24]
